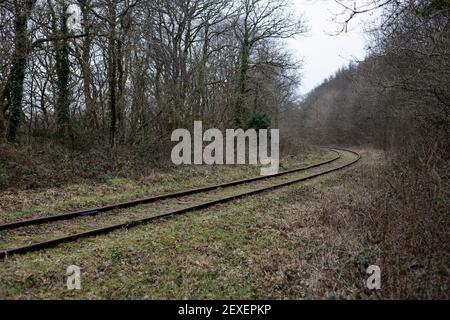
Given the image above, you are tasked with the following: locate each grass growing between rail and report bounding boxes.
[0,149,368,299]
[0,148,332,224]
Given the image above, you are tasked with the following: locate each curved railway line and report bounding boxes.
[0,147,360,259]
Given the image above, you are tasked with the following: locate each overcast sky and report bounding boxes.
[287,0,371,95]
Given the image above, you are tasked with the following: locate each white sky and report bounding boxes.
[287,0,371,95]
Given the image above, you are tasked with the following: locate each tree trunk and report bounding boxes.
[55,2,71,139]
[108,3,117,148]
[234,40,250,128]
[79,0,99,129]
[0,76,11,139]
[7,1,35,141]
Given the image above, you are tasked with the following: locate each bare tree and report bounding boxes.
[232,0,306,127]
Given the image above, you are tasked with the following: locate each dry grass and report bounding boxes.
[0,147,330,223]
[317,148,449,299]
[0,147,447,299]
[0,148,357,299]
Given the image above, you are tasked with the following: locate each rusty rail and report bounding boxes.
[0,149,340,232]
[0,148,360,258]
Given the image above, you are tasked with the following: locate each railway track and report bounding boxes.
[0,147,360,259]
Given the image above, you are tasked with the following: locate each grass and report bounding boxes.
[0,149,332,224]
[0,150,353,249]
[0,148,365,299]
[1,147,446,299]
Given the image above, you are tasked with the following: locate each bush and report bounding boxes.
[247,111,271,130]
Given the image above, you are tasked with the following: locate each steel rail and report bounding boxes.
[0,148,360,259]
[0,149,341,231]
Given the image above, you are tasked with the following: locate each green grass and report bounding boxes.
[0,149,364,299]
[0,150,333,224]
